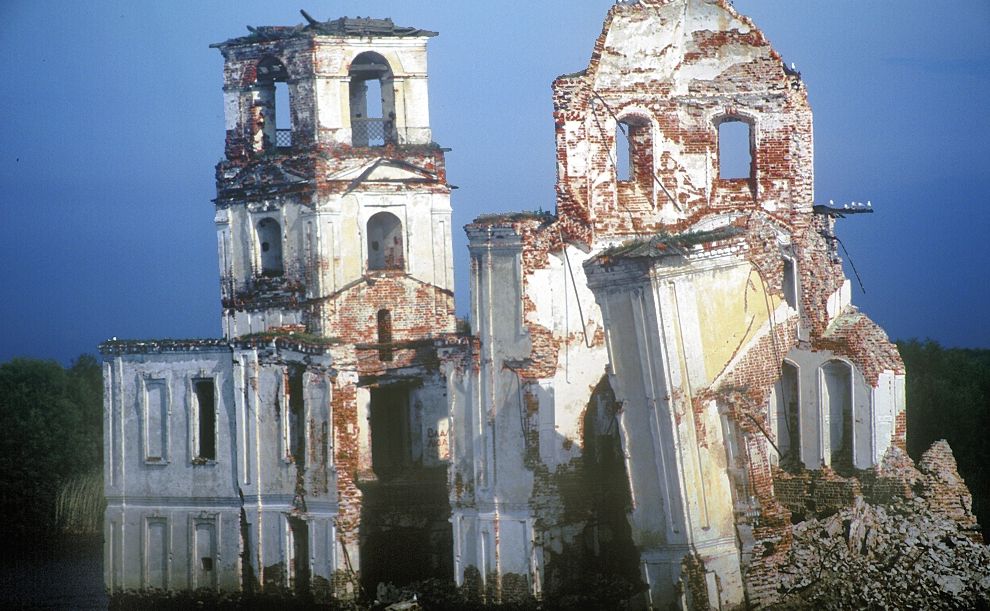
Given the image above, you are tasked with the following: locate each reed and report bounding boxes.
[55,469,105,536]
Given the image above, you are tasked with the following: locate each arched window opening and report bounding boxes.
[718,118,753,180]
[377,309,394,362]
[257,217,284,277]
[783,258,798,309]
[615,121,632,181]
[255,56,292,151]
[367,211,404,271]
[616,117,655,189]
[775,361,800,464]
[821,360,853,467]
[349,52,395,147]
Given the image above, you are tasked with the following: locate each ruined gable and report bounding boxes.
[455,1,984,608]
[553,0,812,241]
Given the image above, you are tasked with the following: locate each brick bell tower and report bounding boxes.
[212,13,457,594]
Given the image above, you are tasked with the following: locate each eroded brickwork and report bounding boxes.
[104,4,985,607]
[457,1,982,608]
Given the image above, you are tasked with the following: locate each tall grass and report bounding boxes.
[55,469,105,536]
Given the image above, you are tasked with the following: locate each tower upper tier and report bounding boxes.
[212,14,438,160]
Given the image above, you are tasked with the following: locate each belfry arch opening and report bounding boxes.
[349,52,395,146]
[367,211,404,271]
[256,217,284,277]
[254,56,292,151]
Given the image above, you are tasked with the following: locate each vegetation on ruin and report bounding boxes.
[472,210,555,225]
[597,226,745,260]
[236,330,341,346]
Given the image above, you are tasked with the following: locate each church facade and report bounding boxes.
[103,3,974,609]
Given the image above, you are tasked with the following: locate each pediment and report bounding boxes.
[227,161,310,189]
[328,158,438,185]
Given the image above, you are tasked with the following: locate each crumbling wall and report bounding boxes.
[459,0,951,607]
[322,278,454,348]
[552,0,813,243]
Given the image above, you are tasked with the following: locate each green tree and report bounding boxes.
[899,339,990,539]
[0,356,103,548]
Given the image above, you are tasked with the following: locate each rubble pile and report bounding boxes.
[772,443,990,609]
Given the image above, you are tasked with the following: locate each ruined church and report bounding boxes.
[101,1,985,608]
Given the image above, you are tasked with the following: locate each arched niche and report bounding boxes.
[367,211,404,271]
[256,217,284,276]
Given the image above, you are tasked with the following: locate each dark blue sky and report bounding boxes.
[2,1,988,364]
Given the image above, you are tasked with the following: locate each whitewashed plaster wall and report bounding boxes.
[311,189,453,296]
[104,345,337,593]
[775,347,903,471]
[103,348,240,592]
[586,252,750,609]
[312,37,433,145]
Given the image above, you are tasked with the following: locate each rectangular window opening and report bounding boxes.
[370,386,412,480]
[145,380,168,462]
[274,82,291,127]
[783,258,797,309]
[718,120,752,179]
[287,366,306,467]
[377,309,394,361]
[194,379,216,461]
[146,518,168,589]
[195,521,217,588]
[288,517,310,596]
